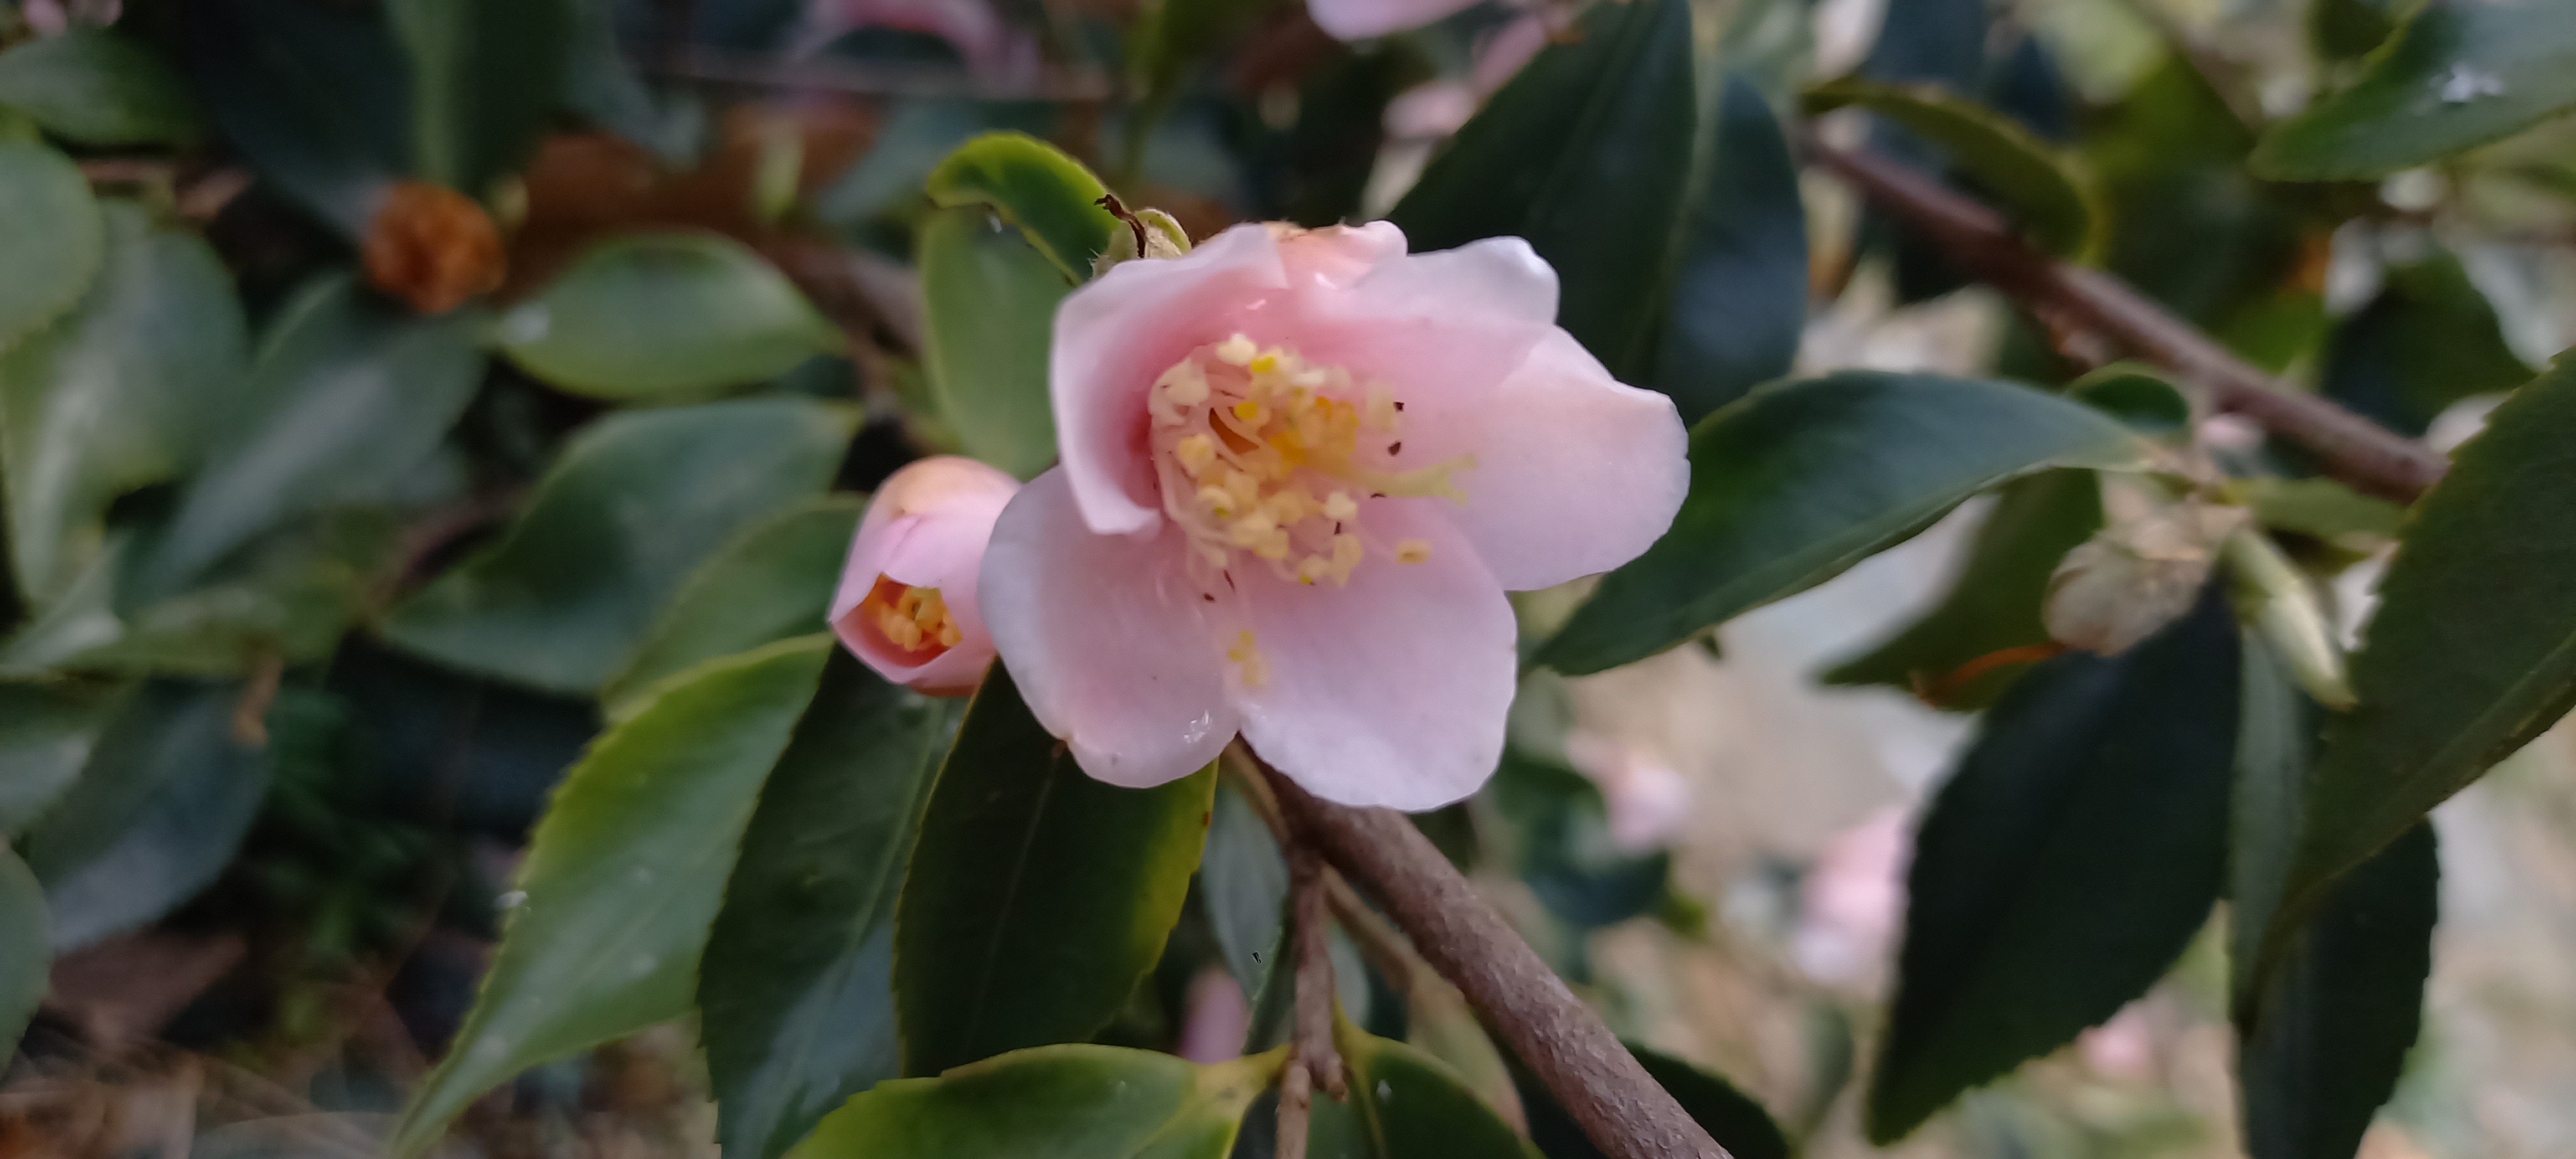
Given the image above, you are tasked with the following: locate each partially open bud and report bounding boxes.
[363,180,507,315]
[831,456,1020,694]
[2045,501,2247,655]
[2224,525,2357,710]
[1090,198,1191,277]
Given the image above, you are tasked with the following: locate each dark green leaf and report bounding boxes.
[182,0,410,235]
[389,0,578,194]
[1859,0,1985,90]
[2069,364,2193,438]
[923,133,1119,283]
[1128,0,1279,118]
[895,665,1216,1076]
[139,274,487,598]
[2254,0,2576,178]
[792,1044,1278,1159]
[2244,478,2407,549]
[0,681,128,834]
[2269,357,2576,960]
[2,202,247,604]
[703,650,961,1159]
[602,496,865,715]
[1807,80,2103,258]
[390,636,833,1157]
[1540,372,2141,676]
[380,397,857,694]
[2322,248,2532,437]
[1518,1044,1789,1159]
[2238,825,2436,1159]
[918,207,1068,480]
[0,849,44,1053]
[813,100,1050,227]
[0,140,102,348]
[1866,585,2240,1143]
[1651,74,1808,424]
[1490,751,1670,929]
[2313,0,2403,62]
[1199,779,1287,1004]
[1824,469,2101,710]
[21,681,268,950]
[496,232,846,400]
[0,29,198,147]
[1388,0,1696,378]
[1324,1021,1537,1159]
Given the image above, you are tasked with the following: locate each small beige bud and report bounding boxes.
[2223,526,2356,709]
[2045,502,2247,655]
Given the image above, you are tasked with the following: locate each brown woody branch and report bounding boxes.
[1255,760,1730,1159]
[1805,138,2450,504]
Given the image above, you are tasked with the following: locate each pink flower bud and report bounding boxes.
[831,456,1019,694]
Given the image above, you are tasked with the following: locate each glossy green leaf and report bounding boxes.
[0,29,198,147]
[1198,779,1287,1003]
[2313,0,2403,63]
[793,1044,1278,1159]
[1867,585,2239,1144]
[2244,478,2406,551]
[182,0,411,235]
[2322,249,2532,437]
[140,275,487,598]
[0,681,128,834]
[1808,79,2103,258]
[497,232,845,400]
[2069,364,2193,438]
[0,140,102,348]
[2268,357,2576,959]
[702,650,961,1159]
[0,849,45,1053]
[389,0,578,194]
[1539,372,2141,676]
[390,636,833,1157]
[381,397,856,694]
[2,202,248,603]
[918,207,1068,480]
[1824,469,2102,710]
[1389,0,1695,377]
[2238,825,2436,1159]
[1325,1021,1539,1159]
[1651,73,1808,424]
[923,132,1119,283]
[895,665,1215,1076]
[1517,1044,1790,1159]
[2254,0,2576,178]
[1490,751,1669,929]
[21,681,269,950]
[602,496,865,715]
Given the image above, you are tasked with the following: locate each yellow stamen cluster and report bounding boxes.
[1146,333,1469,592]
[866,578,963,654]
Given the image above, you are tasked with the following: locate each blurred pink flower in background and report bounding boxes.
[1792,807,1913,990]
[980,221,1687,810]
[1173,967,1253,1063]
[1564,730,1693,852]
[832,455,1020,694]
[1307,0,1484,42]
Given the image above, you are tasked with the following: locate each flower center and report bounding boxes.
[1145,332,1469,591]
[860,575,961,657]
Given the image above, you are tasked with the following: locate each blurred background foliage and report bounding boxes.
[0,0,2573,1156]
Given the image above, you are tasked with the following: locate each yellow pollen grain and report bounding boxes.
[1228,629,1269,687]
[1197,484,1235,518]
[1232,398,1266,424]
[1395,538,1433,564]
[1248,349,1283,375]
[873,582,958,652]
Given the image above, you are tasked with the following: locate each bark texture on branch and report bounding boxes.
[1807,139,2450,504]
[1259,766,1731,1159]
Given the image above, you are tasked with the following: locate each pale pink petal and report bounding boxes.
[1404,330,1688,590]
[1276,221,1405,288]
[831,457,1019,693]
[1340,234,1557,325]
[1228,502,1518,810]
[979,469,1242,786]
[1050,225,1287,536]
[1307,0,1482,41]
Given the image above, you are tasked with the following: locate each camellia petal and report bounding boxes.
[1306,0,1483,42]
[1413,330,1689,590]
[1229,502,1518,811]
[831,456,1019,693]
[979,469,1244,786]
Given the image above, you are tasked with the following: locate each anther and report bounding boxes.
[1396,539,1433,564]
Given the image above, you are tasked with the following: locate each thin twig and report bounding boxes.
[1255,758,1731,1159]
[1287,847,1347,1100]
[1805,138,2451,503]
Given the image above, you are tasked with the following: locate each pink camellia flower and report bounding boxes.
[1307,0,1482,41]
[978,221,1688,809]
[832,455,1020,694]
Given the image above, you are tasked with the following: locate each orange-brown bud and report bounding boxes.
[364,180,507,315]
